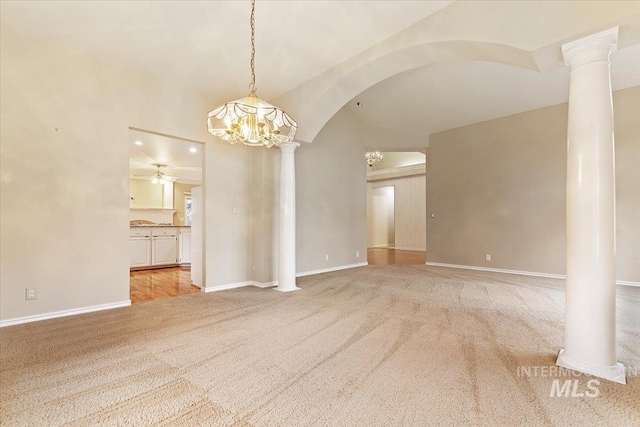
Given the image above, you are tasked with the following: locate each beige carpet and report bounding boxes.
[1,265,639,426]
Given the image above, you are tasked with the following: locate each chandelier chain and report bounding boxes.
[249,0,257,93]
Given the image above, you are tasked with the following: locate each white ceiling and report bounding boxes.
[129,130,203,184]
[0,0,452,102]
[348,44,640,135]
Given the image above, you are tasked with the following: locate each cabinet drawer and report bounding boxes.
[129,228,151,237]
[152,228,177,237]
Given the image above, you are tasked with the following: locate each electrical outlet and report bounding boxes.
[356,251,360,258]
[325,255,329,262]
[25,288,37,300]
[252,265,255,271]
[485,254,491,261]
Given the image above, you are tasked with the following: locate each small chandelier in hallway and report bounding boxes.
[207,0,297,148]
[366,151,383,167]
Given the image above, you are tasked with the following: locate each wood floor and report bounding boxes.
[367,247,426,265]
[130,266,201,304]
[130,250,425,302]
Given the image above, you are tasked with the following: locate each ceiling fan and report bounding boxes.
[132,164,178,184]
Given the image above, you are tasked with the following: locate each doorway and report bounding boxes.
[366,151,427,265]
[128,128,204,303]
[371,186,395,248]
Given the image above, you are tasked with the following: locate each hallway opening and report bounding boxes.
[366,151,427,265]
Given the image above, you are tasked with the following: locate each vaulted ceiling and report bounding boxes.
[2,1,639,143]
[347,44,640,136]
[0,0,452,101]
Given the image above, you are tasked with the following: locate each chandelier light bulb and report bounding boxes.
[366,151,384,167]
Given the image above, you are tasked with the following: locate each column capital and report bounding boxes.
[562,27,618,70]
[279,141,300,154]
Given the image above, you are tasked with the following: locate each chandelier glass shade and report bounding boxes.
[207,93,297,148]
[366,151,384,167]
[207,0,297,148]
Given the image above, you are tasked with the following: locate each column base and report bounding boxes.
[556,348,626,384]
[273,285,301,293]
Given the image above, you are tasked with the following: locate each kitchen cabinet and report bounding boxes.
[130,229,152,268]
[179,228,191,264]
[152,229,178,266]
[130,226,190,269]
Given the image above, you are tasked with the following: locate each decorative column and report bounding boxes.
[556,27,625,384]
[275,142,301,292]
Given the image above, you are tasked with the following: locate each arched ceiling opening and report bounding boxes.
[273,2,640,143]
[348,44,640,137]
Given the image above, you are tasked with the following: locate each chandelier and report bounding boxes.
[207,0,297,148]
[366,152,384,167]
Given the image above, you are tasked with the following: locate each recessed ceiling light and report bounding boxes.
[190,147,198,153]
[134,141,143,146]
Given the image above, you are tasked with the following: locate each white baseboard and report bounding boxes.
[203,280,279,292]
[425,262,564,279]
[393,247,427,252]
[202,281,254,293]
[0,300,131,328]
[424,262,640,287]
[296,262,369,278]
[205,264,371,293]
[202,263,371,292]
[252,281,278,288]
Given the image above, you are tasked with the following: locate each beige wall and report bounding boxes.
[426,86,640,282]
[204,142,253,288]
[173,182,199,226]
[0,26,254,322]
[251,148,280,284]
[367,174,426,251]
[612,87,640,282]
[296,109,368,273]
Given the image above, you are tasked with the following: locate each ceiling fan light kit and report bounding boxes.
[207,0,297,148]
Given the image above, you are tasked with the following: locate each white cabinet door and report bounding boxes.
[179,229,192,264]
[130,237,151,267]
[152,236,178,266]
